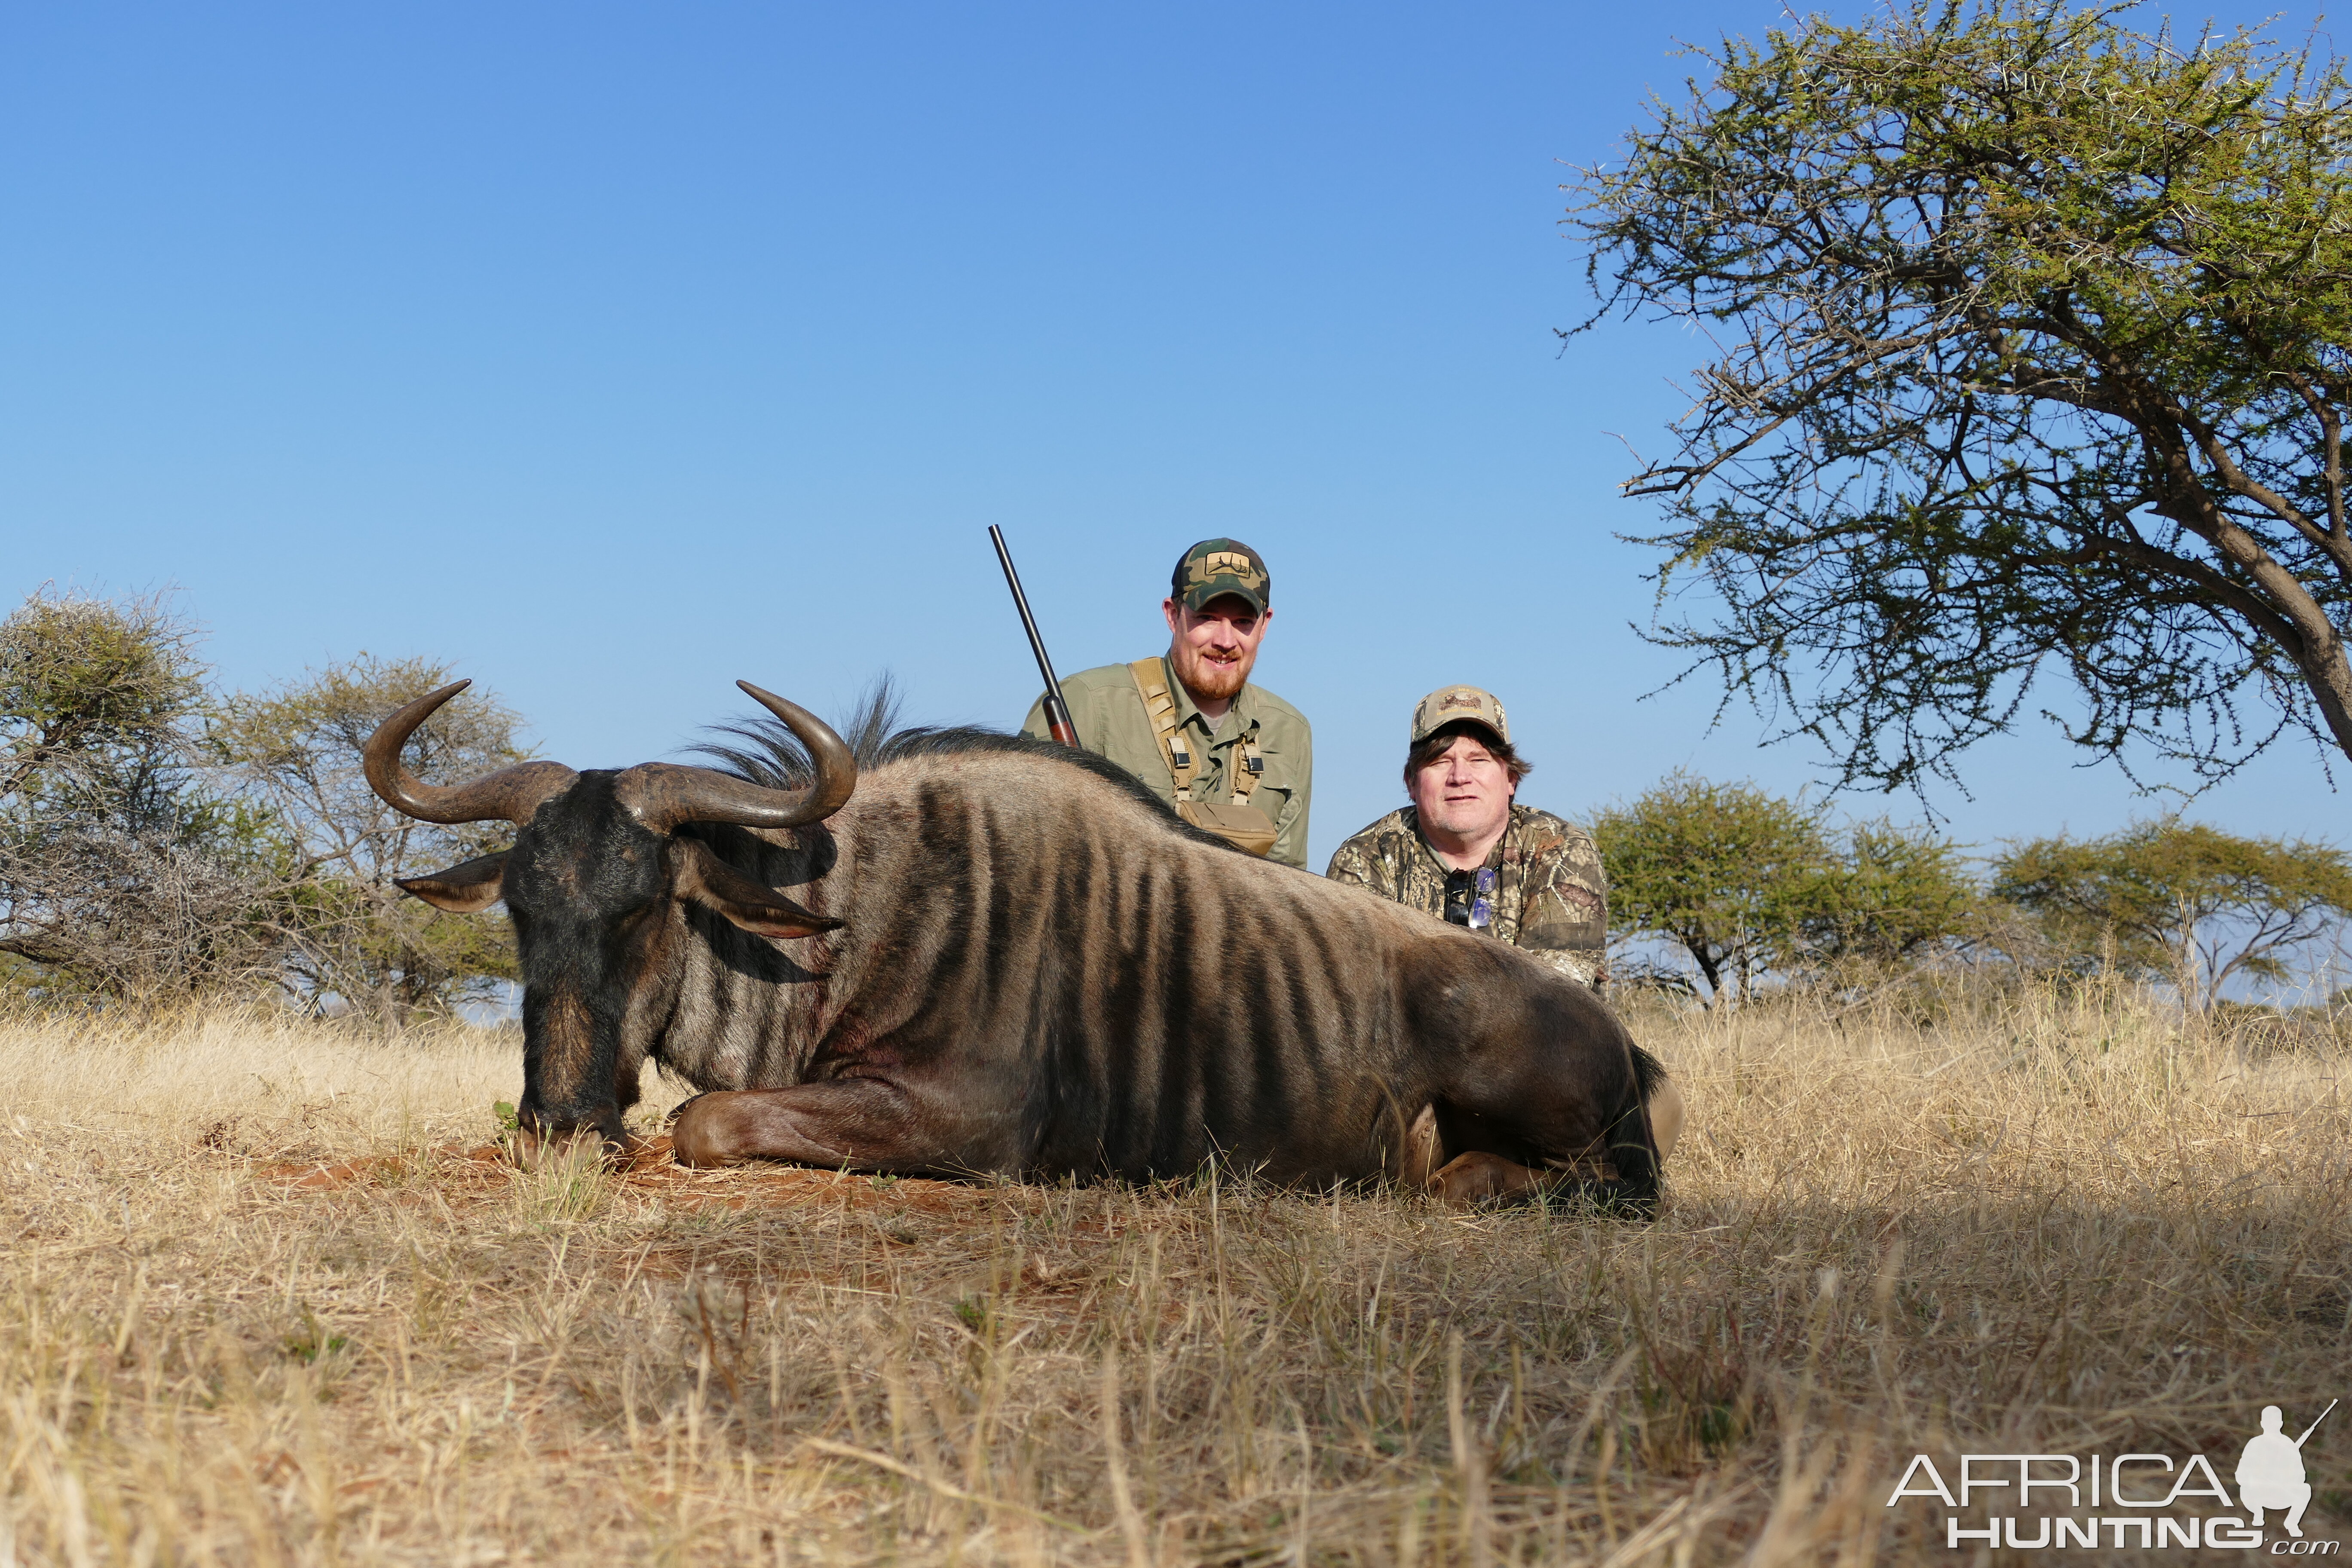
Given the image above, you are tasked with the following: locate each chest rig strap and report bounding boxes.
[1232,730,1263,803]
[1130,658,1260,805]
[1130,658,1200,800]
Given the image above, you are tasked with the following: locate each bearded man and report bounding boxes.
[1022,539,1312,867]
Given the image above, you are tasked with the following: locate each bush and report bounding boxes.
[1593,772,1979,1004]
[214,655,530,1022]
[1,591,537,1019]
[0,589,281,1001]
[1991,820,2352,1008]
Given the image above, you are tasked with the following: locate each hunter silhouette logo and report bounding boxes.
[1883,1399,2339,1550]
[2241,1401,2335,1540]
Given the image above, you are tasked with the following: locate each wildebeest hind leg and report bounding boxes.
[1428,1041,1663,1215]
[1427,1151,1546,1206]
[1400,1107,1550,1207]
[671,1080,976,1174]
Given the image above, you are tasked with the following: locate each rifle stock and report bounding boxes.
[988,526,1080,747]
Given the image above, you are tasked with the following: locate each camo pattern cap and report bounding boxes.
[1173,538,1270,614]
[1325,803,1608,987]
[1410,684,1509,744]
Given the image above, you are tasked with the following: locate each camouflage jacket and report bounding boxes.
[1022,658,1313,869]
[1324,804,1608,986]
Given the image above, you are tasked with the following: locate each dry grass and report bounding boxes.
[1,983,2345,1565]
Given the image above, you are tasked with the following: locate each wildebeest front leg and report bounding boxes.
[671,1080,963,1173]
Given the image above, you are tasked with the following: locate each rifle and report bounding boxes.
[988,526,1080,748]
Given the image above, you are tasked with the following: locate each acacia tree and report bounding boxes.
[0,588,202,800]
[0,589,279,999]
[1801,816,1981,967]
[214,655,527,1022]
[1595,774,1980,1002]
[1569,2,2352,792]
[1591,772,1837,1002]
[1991,819,2352,1005]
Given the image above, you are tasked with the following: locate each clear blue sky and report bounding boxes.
[6,0,2341,873]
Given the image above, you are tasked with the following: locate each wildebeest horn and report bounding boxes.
[627,681,858,832]
[363,680,580,826]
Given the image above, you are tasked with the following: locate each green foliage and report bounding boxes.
[1991,819,2352,1005]
[1592,773,1835,1002]
[1595,774,1979,1002]
[0,595,531,1014]
[1801,818,1983,969]
[0,588,205,798]
[280,1306,350,1364]
[214,655,529,1022]
[0,589,282,1000]
[1570,0,2352,791]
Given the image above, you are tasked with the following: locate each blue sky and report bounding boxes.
[6,0,2343,874]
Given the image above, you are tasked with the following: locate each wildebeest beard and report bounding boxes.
[367,678,1669,1212]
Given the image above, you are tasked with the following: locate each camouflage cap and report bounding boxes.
[1172,538,1270,613]
[1410,684,1510,745]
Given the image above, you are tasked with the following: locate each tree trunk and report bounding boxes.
[1688,942,1729,1008]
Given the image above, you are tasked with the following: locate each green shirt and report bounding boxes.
[1021,658,1314,868]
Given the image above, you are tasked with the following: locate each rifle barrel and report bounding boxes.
[2297,1398,2337,1447]
[989,526,1080,747]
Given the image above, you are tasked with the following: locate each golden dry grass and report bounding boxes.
[1,983,2345,1565]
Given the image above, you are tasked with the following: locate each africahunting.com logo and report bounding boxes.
[1886,1401,2337,1552]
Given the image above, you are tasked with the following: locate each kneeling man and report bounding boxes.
[1327,685,1681,1158]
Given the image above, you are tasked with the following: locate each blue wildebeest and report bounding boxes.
[370,680,1671,1209]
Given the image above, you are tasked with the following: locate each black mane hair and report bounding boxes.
[688,676,1206,836]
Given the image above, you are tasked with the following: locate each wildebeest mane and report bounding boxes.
[689,676,1225,845]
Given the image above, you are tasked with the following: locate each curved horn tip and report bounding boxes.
[398,679,473,718]
[364,675,573,827]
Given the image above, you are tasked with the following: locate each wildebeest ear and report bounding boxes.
[395,852,509,913]
[677,840,844,941]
